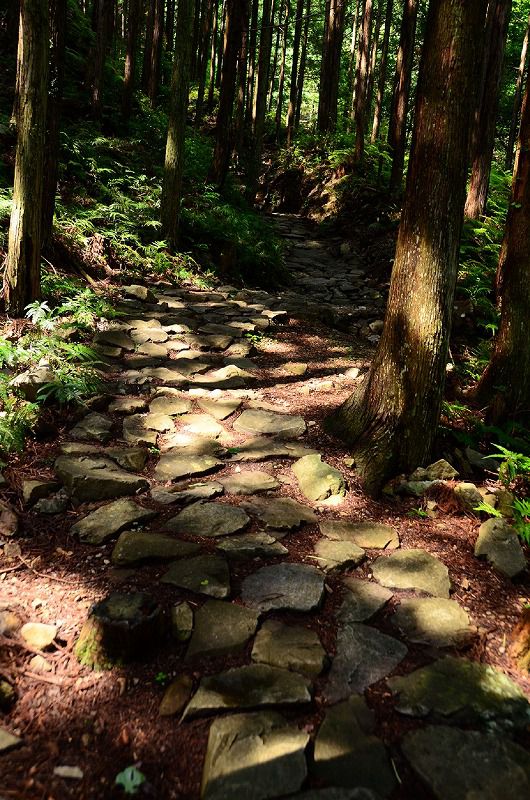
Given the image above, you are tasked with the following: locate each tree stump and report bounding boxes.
[75,593,164,670]
[510,607,530,671]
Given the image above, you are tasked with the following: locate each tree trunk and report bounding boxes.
[387,0,418,191]
[344,0,361,123]
[196,0,214,123]
[371,0,393,142]
[268,0,282,111]
[477,66,530,421]
[215,0,226,88]
[191,0,201,80]
[317,0,346,132]
[464,0,511,219]
[142,0,155,92]
[286,0,305,145]
[161,0,194,249]
[166,0,175,52]
[365,0,382,128]
[122,0,141,121]
[275,0,290,140]
[4,0,49,317]
[42,0,67,250]
[294,0,310,130]
[207,0,219,108]
[147,0,164,106]
[209,0,246,187]
[233,4,249,158]
[248,0,274,189]
[506,13,530,171]
[246,0,259,123]
[326,0,484,495]
[90,0,108,114]
[353,0,373,161]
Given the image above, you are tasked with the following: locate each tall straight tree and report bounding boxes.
[326,0,484,495]
[196,0,214,122]
[294,0,311,130]
[161,0,194,249]
[275,0,290,139]
[246,0,259,122]
[147,0,164,105]
[318,0,346,132]
[249,0,274,187]
[345,0,361,122]
[506,12,530,170]
[371,0,392,142]
[207,0,220,108]
[122,0,141,121]
[477,65,530,421]
[387,0,418,191]
[464,0,511,219]
[353,0,373,161]
[365,0,382,124]
[5,0,49,316]
[286,0,305,145]
[142,0,155,91]
[90,0,109,114]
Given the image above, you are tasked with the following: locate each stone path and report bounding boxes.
[4,215,530,797]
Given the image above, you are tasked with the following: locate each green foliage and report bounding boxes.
[513,497,530,545]
[486,445,530,487]
[407,507,429,519]
[115,766,146,795]
[473,501,503,518]
[0,376,38,455]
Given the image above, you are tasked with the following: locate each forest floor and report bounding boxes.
[1,213,530,800]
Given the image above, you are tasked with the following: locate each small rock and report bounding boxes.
[71,499,157,545]
[70,412,113,443]
[0,500,18,538]
[216,531,288,560]
[22,480,59,506]
[20,622,57,650]
[0,728,22,754]
[186,599,259,659]
[454,482,484,512]
[53,765,84,780]
[28,654,53,673]
[410,459,458,481]
[252,619,326,678]
[0,610,22,636]
[10,365,55,401]
[313,539,365,572]
[197,397,241,420]
[284,362,308,376]
[123,284,157,303]
[475,518,526,578]
[159,674,193,717]
[171,601,194,642]
[220,470,280,495]
[292,454,346,502]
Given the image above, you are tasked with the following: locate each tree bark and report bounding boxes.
[207,0,219,108]
[191,0,201,80]
[506,13,530,171]
[326,0,484,495]
[268,0,282,111]
[353,0,373,161]
[248,0,274,189]
[246,0,259,123]
[371,0,393,142]
[90,0,109,115]
[42,0,67,250]
[4,0,49,317]
[365,0,382,129]
[294,0,311,130]
[215,0,226,88]
[344,0,361,123]
[464,0,511,219]
[122,0,141,121]
[233,1,249,157]
[196,0,214,123]
[275,0,290,140]
[165,0,175,52]
[477,66,530,421]
[387,0,418,191]
[209,0,246,187]
[317,0,346,132]
[286,0,305,144]
[147,0,164,106]
[161,0,194,249]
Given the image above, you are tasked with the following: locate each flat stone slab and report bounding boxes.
[313,696,396,797]
[55,456,149,502]
[197,397,242,420]
[108,397,148,415]
[243,497,317,530]
[151,481,223,505]
[111,531,200,566]
[392,597,473,647]
[149,395,192,415]
[402,725,530,800]
[70,412,113,443]
[216,532,288,560]
[71,498,157,544]
[166,502,250,537]
[337,579,393,623]
[475,518,526,577]
[388,656,530,728]
[230,437,318,462]
[161,555,230,598]
[325,624,407,703]
[220,471,280,495]
[252,620,326,678]
[201,712,309,800]
[0,728,22,754]
[320,520,399,550]
[184,664,311,718]
[242,563,326,612]
[312,539,365,572]
[181,414,226,439]
[234,409,306,439]
[104,446,149,472]
[123,412,174,445]
[154,452,222,482]
[372,549,451,597]
[292,454,346,502]
[186,599,260,659]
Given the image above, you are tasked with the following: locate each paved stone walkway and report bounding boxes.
[5,215,530,798]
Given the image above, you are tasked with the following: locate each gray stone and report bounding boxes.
[252,620,326,678]
[186,599,259,659]
[402,725,530,800]
[242,563,325,612]
[313,696,396,797]
[201,712,308,800]
[0,500,18,537]
[243,497,317,530]
[111,530,200,565]
[313,539,365,572]
[154,451,222,482]
[22,480,59,506]
[180,413,226,439]
[454,482,483,511]
[231,437,318,462]
[161,555,230,598]
[166,502,250,538]
[151,481,223,505]
[104,446,149,472]
[284,362,308,376]
[292,455,346,502]
[94,329,135,351]
[220,471,280,495]
[33,489,69,515]
[184,664,311,718]
[10,366,55,401]
[337,579,393,623]
[372,549,451,598]
[388,656,530,728]
[410,459,459,481]
[20,622,57,650]
[325,624,407,702]
[159,675,193,717]
[475,518,526,578]
[108,397,148,415]
[71,412,113,443]
[171,601,194,641]
[55,456,149,502]
[0,728,22,754]
[320,520,399,550]
[123,284,157,303]
[197,397,242,419]
[149,395,192,415]
[392,597,473,647]
[71,499,157,545]
[234,409,306,439]
[123,412,173,446]
[216,532,288,560]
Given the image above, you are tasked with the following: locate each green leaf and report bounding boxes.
[115,766,146,795]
